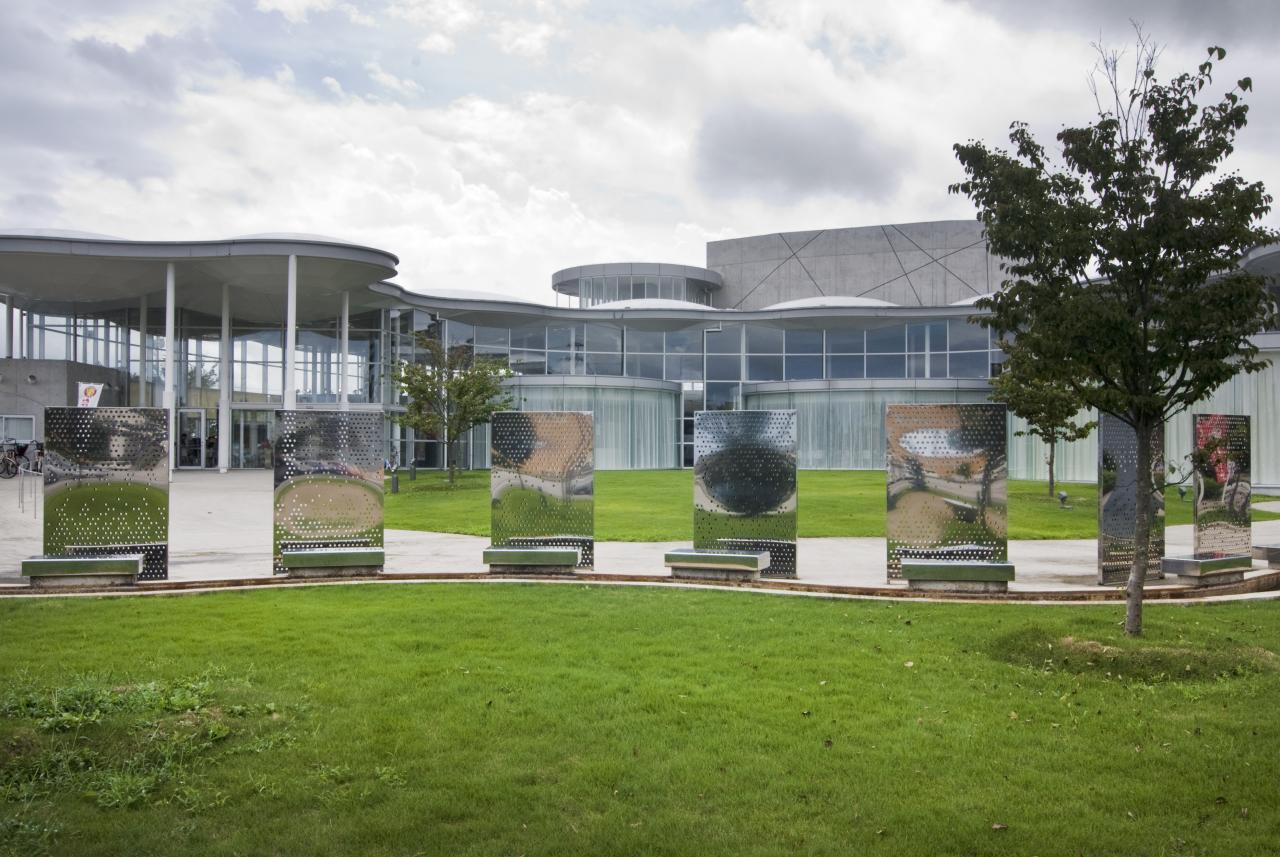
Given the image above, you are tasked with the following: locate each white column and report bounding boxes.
[24,310,33,360]
[218,284,231,473]
[138,295,148,406]
[3,295,11,359]
[164,263,177,471]
[339,291,350,410]
[284,254,297,410]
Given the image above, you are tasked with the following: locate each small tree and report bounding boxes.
[392,336,513,484]
[991,364,1095,497]
[951,35,1275,636]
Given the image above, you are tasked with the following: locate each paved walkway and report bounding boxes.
[3,470,1278,593]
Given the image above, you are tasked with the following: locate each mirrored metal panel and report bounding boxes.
[693,410,797,578]
[273,410,384,574]
[885,403,1008,579]
[1191,414,1250,558]
[1098,413,1165,584]
[43,407,169,579]
[490,411,594,568]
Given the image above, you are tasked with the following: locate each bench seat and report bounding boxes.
[901,559,1015,593]
[22,554,142,588]
[484,546,580,574]
[1161,553,1252,586]
[665,548,770,582]
[280,547,384,577]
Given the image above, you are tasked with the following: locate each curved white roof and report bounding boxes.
[230,232,363,244]
[396,285,551,306]
[592,298,721,310]
[950,293,995,306]
[0,227,125,240]
[762,296,897,310]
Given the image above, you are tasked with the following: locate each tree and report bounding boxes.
[991,364,1095,497]
[950,34,1275,636]
[391,335,513,485]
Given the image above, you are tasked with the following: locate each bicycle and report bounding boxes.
[0,440,19,479]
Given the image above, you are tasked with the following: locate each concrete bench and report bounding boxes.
[1252,545,1280,568]
[280,547,384,578]
[21,554,143,588]
[484,546,580,574]
[901,559,1015,594]
[1160,553,1252,586]
[665,549,770,582]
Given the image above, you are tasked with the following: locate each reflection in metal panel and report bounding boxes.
[490,411,594,568]
[693,410,797,578]
[885,403,1008,579]
[43,407,169,580]
[1098,414,1165,584]
[1191,414,1251,558]
[273,410,384,574]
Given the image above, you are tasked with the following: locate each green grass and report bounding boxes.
[1,586,1278,856]
[384,470,1280,540]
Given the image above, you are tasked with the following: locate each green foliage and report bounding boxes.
[2,587,1279,855]
[950,35,1275,633]
[390,336,513,483]
[993,366,1094,494]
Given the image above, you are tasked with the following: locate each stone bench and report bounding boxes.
[901,559,1015,594]
[21,554,143,588]
[483,546,580,574]
[280,547,385,578]
[665,549,770,582]
[1160,553,1252,586]
[1252,545,1280,568]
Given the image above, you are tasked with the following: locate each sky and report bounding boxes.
[2,0,1277,303]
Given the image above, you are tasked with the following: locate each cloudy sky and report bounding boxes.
[2,0,1276,303]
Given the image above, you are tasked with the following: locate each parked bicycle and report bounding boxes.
[0,440,40,479]
[0,440,20,479]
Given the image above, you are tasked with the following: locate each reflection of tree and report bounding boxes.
[907,456,926,491]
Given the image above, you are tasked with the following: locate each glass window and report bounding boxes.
[705,383,738,410]
[826,328,864,353]
[907,323,929,352]
[785,355,824,380]
[474,326,508,348]
[705,354,741,380]
[626,353,664,379]
[930,353,947,378]
[586,353,622,376]
[626,329,664,353]
[665,354,703,381]
[827,354,865,378]
[547,350,574,374]
[907,353,928,378]
[1,415,35,441]
[949,351,988,378]
[927,321,947,352]
[665,330,701,354]
[747,355,784,381]
[867,354,906,378]
[585,324,622,352]
[660,277,674,300]
[632,280,645,300]
[510,325,545,350]
[645,276,659,299]
[474,349,509,370]
[682,387,704,417]
[949,320,989,351]
[705,325,741,354]
[745,325,784,354]
[510,350,546,375]
[445,321,473,348]
[785,329,823,354]
[866,324,904,353]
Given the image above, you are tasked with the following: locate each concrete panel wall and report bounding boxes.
[0,359,127,440]
[707,220,1002,310]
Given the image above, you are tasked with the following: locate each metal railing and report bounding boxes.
[17,464,40,520]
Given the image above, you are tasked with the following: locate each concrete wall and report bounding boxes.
[706,220,1003,310]
[0,359,127,439]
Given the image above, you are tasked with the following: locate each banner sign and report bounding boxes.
[77,382,103,408]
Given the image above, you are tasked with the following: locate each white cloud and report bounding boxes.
[417,32,455,54]
[364,61,423,96]
[255,0,334,25]
[321,75,344,96]
[492,20,558,59]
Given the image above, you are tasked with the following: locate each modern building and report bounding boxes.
[3,221,1279,485]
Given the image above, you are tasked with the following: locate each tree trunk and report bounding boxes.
[447,436,458,485]
[1125,418,1153,637]
[1047,441,1056,497]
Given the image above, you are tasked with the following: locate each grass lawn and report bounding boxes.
[1,586,1277,856]
[384,469,1280,541]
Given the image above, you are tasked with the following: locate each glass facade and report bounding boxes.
[575,275,715,307]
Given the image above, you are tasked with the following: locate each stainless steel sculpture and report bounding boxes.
[885,403,1008,579]
[693,410,797,579]
[273,410,384,574]
[1191,414,1251,557]
[490,411,594,568]
[1098,413,1165,584]
[43,407,169,579]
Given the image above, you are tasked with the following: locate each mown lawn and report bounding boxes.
[1,586,1277,856]
[384,469,1280,541]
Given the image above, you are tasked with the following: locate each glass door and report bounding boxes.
[177,409,205,468]
[232,410,274,468]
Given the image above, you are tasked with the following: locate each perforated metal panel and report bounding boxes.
[1098,413,1165,584]
[43,407,169,579]
[273,410,384,574]
[693,410,798,578]
[885,403,1008,579]
[490,411,594,568]
[1191,414,1251,558]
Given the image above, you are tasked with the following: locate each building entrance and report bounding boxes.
[177,409,217,469]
